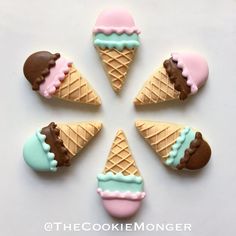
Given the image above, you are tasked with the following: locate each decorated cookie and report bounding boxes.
[23,122,102,172]
[136,121,211,170]
[23,51,101,105]
[93,8,140,92]
[134,52,209,105]
[97,130,145,218]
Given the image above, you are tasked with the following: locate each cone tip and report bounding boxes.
[96,96,102,105]
[116,129,125,136]
[92,122,103,130]
[87,96,101,106]
[112,86,122,93]
[135,120,145,128]
[133,98,140,105]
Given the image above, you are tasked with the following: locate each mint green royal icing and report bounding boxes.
[94,33,140,51]
[165,127,196,167]
[97,172,143,193]
[23,129,58,172]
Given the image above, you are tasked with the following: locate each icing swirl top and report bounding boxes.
[23,51,60,90]
[171,52,209,94]
[93,8,140,35]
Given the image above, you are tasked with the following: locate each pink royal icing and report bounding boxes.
[97,188,145,200]
[171,52,209,94]
[93,8,140,35]
[39,57,72,98]
[102,199,142,218]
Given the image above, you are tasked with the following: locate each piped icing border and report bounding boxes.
[41,122,70,167]
[97,188,145,200]
[163,58,191,100]
[36,129,58,172]
[97,172,143,184]
[94,40,139,50]
[165,127,190,166]
[93,26,140,35]
[34,53,60,90]
[39,58,72,98]
[94,33,139,50]
[172,53,198,94]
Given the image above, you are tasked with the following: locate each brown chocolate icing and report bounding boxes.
[163,58,191,100]
[23,51,60,90]
[177,132,211,170]
[41,122,71,167]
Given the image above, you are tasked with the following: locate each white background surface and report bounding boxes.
[1,0,236,235]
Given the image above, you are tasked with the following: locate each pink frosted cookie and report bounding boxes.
[97,130,145,218]
[93,8,140,93]
[134,52,209,105]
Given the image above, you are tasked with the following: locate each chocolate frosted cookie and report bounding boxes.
[136,120,211,171]
[23,51,101,105]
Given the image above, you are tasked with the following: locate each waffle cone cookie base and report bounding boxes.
[97,47,136,93]
[57,122,102,158]
[136,120,211,170]
[23,121,102,172]
[104,130,140,176]
[134,66,180,105]
[136,120,183,161]
[54,66,101,105]
[97,129,145,219]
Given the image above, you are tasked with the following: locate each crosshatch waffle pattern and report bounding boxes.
[54,66,101,105]
[136,121,183,161]
[97,48,135,92]
[134,66,180,105]
[57,122,102,158]
[104,130,140,176]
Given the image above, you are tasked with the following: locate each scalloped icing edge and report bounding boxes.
[165,127,190,166]
[94,39,139,50]
[171,53,198,94]
[97,172,143,184]
[39,60,73,98]
[97,188,145,200]
[36,129,58,171]
[93,26,141,35]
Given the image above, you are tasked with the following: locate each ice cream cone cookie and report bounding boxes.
[23,51,101,105]
[23,121,102,172]
[136,121,211,170]
[97,130,145,218]
[93,8,140,93]
[134,52,209,105]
